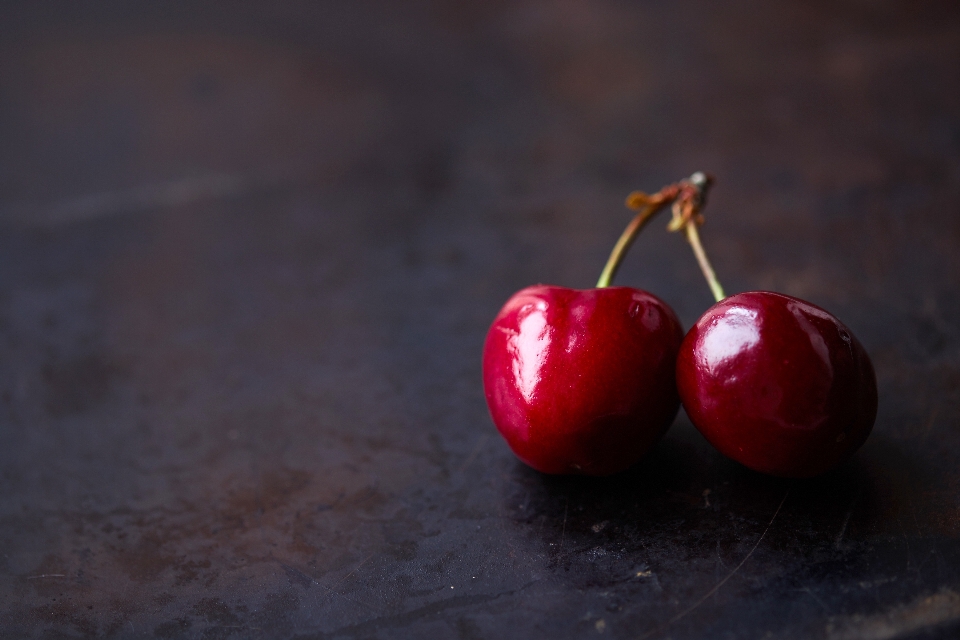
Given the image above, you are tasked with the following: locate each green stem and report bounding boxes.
[596,201,670,288]
[684,219,726,302]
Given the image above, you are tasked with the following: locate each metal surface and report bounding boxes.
[1,1,959,638]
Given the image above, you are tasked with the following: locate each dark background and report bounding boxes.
[1,1,959,638]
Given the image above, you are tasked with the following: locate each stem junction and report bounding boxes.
[597,171,726,304]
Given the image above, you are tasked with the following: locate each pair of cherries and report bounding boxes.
[482,173,877,478]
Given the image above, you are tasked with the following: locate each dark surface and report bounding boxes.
[1,1,959,638]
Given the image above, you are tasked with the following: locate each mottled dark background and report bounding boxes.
[1,1,959,638]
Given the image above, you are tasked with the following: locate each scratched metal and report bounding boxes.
[1,1,959,639]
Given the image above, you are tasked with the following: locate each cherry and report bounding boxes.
[667,175,878,478]
[677,292,877,477]
[483,285,683,475]
[482,180,690,475]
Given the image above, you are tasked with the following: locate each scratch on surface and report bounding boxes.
[641,489,790,640]
[835,510,853,549]
[835,488,860,549]
[559,500,568,555]
[897,516,915,578]
[716,540,727,569]
[281,562,321,588]
[320,553,375,599]
[25,574,65,579]
[713,539,725,605]
[325,580,540,637]
[800,586,830,612]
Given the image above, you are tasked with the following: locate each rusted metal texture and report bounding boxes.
[1,1,959,638]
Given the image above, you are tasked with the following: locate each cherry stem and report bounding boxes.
[667,172,726,302]
[684,221,726,302]
[596,187,678,288]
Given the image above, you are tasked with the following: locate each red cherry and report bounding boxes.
[676,291,877,478]
[482,285,683,475]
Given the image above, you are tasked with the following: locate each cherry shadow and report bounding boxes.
[497,417,941,592]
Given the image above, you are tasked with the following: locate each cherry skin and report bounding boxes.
[482,285,684,475]
[676,291,877,478]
